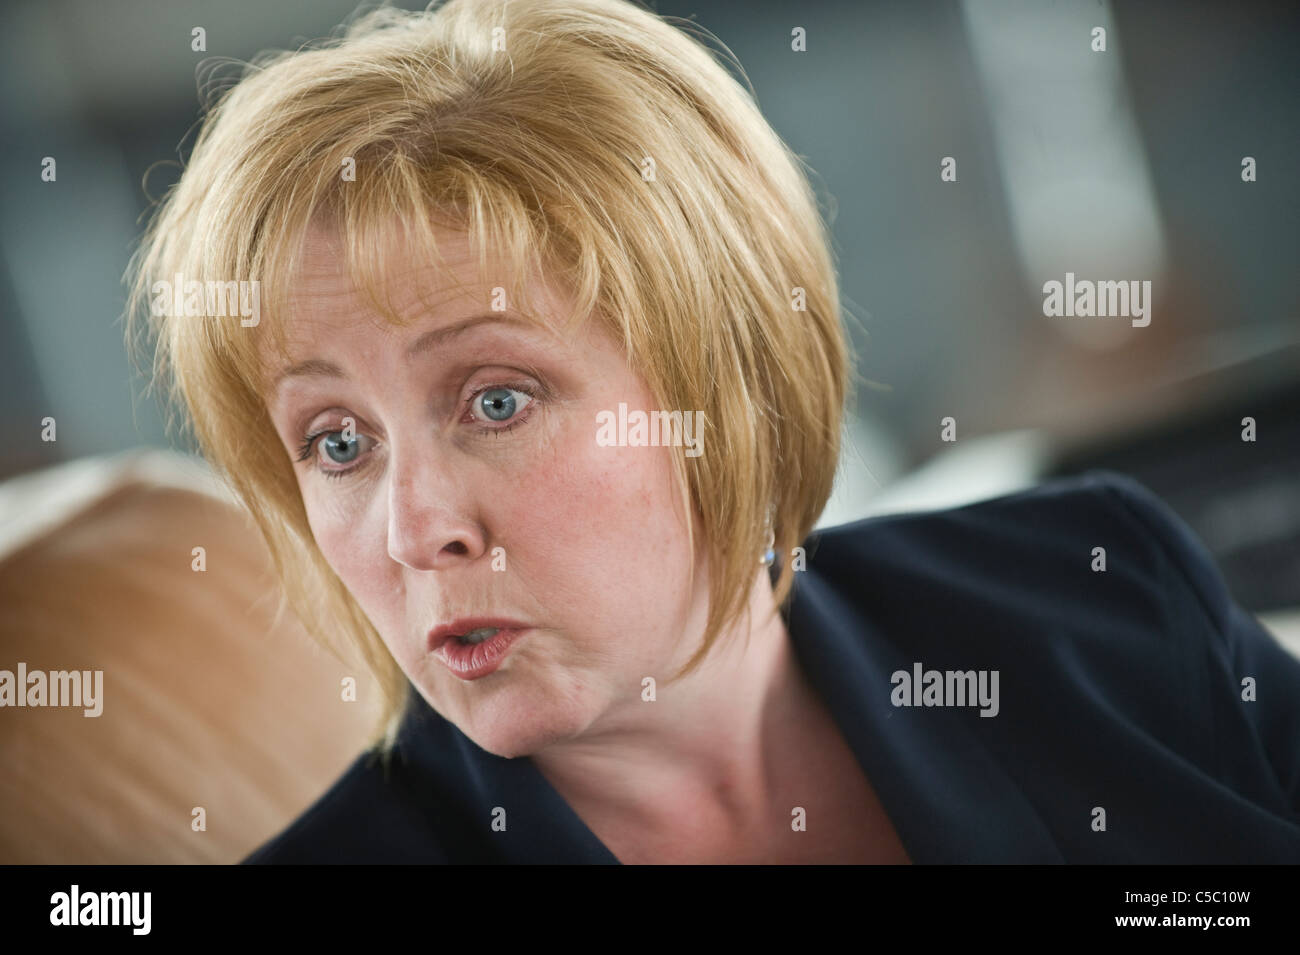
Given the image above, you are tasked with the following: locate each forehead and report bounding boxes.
[272,219,567,355]
[289,222,484,324]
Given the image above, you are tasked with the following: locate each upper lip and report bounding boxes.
[427,617,532,652]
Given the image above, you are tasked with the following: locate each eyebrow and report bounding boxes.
[271,313,536,391]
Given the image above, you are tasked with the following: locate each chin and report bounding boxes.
[454,686,594,759]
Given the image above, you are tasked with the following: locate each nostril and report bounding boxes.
[443,541,469,556]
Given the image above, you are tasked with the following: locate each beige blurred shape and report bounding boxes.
[0,449,380,864]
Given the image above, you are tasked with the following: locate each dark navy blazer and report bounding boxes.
[243,469,1300,863]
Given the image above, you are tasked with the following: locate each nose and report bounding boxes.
[386,444,488,572]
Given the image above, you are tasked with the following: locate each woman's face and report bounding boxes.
[265,223,705,757]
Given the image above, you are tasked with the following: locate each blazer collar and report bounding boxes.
[398,697,619,863]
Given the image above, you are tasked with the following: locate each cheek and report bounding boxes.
[493,413,693,620]
[301,484,402,630]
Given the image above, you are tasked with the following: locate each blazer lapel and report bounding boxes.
[786,568,1065,863]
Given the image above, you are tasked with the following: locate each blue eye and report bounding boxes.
[470,386,534,425]
[295,428,373,478]
[294,380,541,481]
[321,431,360,464]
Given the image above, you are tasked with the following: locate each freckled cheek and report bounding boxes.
[498,423,683,574]
[303,489,400,629]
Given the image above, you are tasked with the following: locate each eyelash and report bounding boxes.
[295,381,540,480]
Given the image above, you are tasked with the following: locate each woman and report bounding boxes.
[126,0,1300,864]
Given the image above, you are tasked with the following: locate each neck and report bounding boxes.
[530,566,811,832]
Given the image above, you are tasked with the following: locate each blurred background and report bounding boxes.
[1,0,1297,861]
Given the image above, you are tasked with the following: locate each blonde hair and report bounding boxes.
[125,0,851,756]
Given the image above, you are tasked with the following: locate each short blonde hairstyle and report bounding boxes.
[126,0,851,755]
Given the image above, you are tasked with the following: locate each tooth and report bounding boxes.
[458,627,500,645]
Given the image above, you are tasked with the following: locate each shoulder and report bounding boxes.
[810,467,1182,558]
[242,746,451,864]
[798,470,1224,766]
[800,469,1300,849]
[804,467,1225,629]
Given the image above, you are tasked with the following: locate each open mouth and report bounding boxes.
[430,624,531,681]
[455,626,500,646]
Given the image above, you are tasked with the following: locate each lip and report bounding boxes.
[427,617,533,681]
